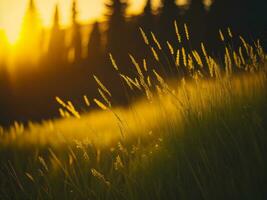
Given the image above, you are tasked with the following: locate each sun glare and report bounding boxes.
[0,0,152,46]
[5,26,20,45]
[0,0,191,47]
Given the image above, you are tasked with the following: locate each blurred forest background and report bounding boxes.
[0,0,266,126]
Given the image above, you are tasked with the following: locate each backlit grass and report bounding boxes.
[0,25,267,199]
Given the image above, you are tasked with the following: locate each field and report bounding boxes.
[1,29,267,199]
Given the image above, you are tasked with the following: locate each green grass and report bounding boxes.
[1,26,267,199]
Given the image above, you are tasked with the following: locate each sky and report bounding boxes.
[0,0,170,44]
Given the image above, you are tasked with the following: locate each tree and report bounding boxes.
[70,0,82,62]
[105,0,128,56]
[87,21,102,61]
[48,4,66,63]
[144,0,152,16]
[139,0,154,31]
[16,0,42,64]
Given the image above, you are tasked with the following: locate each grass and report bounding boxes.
[0,25,267,199]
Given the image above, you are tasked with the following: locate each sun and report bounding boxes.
[4,25,20,45]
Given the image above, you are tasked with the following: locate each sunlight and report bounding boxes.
[0,0,189,47]
[4,25,20,45]
[0,0,266,198]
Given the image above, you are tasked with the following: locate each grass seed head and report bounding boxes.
[139,27,149,45]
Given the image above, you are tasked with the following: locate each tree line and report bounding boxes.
[35,0,266,66]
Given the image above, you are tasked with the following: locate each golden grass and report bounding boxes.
[1,23,266,150]
[0,23,267,200]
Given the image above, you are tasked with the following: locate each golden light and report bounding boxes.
[0,0,22,44]
[0,0,191,48]
[0,0,140,45]
[4,25,20,45]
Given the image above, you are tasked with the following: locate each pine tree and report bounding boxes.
[17,0,42,64]
[140,0,154,30]
[53,4,59,29]
[48,4,66,63]
[105,0,128,56]
[19,0,41,41]
[71,0,82,62]
[144,0,152,15]
[87,21,102,61]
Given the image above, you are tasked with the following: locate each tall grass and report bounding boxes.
[0,24,266,199]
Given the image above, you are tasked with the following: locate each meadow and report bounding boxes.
[0,25,267,199]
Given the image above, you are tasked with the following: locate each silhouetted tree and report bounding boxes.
[87,21,102,62]
[140,0,154,30]
[132,0,155,64]
[16,0,42,64]
[71,0,82,62]
[144,0,152,17]
[105,0,128,56]
[48,4,66,63]
[20,0,41,36]
[185,0,207,49]
[87,22,102,59]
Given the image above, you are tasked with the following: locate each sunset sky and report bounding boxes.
[0,0,173,44]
